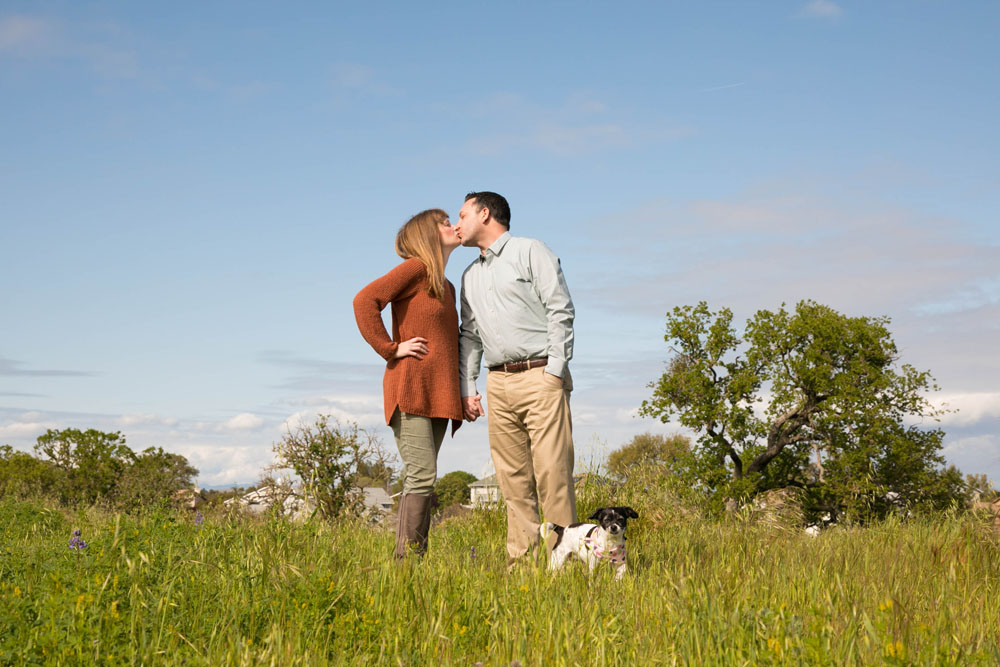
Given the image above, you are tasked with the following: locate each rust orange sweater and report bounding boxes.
[353,258,462,431]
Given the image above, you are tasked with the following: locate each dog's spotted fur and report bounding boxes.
[541,506,638,580]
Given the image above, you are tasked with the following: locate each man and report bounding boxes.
[454,191,576,566]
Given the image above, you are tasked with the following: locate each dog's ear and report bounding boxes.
[619,506,638,519]
[587,508,607,521]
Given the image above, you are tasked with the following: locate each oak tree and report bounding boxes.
[640,301,964,518]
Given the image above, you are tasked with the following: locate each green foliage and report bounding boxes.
[605,432,691,481]
[0,445,62,499]
[113,447,199,512]
[0,498,67,536]
[356,458,396,488]
[640,301,963,520]
[3,430,198,512]
[435,470,478,508]
[34,428,135,506]
[269,415,391,520]
[966,473,999,502]
[1,497,998,664]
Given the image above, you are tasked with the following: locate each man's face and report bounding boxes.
[455,198,485,247]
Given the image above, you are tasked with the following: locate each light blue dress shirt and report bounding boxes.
[458,232,575,397]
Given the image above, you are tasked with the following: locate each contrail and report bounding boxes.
[699,81,748,93]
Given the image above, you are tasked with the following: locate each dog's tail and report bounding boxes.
[540,521,564,546]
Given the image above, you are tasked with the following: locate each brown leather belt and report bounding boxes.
[488,358,548,373]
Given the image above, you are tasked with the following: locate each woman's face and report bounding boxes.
[438,217,461,250]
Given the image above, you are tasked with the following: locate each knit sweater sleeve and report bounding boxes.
[353,258,426,361]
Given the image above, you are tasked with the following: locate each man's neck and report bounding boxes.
[477,227,507,254]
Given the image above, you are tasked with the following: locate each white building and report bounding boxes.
[469,474,501,507]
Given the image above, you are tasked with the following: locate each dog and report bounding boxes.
[540,506,638,580]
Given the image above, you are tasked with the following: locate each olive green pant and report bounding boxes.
[389,409,448,495]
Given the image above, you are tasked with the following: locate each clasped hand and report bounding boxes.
[463,395,484,422]
[395,338,484,422]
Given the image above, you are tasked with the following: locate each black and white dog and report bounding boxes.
[540,506,639,580]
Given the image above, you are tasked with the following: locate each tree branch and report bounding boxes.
[708,426,742,479]
[746,399,819,475]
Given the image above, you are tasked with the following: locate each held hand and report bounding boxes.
[463,395,485,422]
[394,337,429,360]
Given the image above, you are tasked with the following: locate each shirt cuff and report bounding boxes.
[546,358,567,378]
[460,379,479,397]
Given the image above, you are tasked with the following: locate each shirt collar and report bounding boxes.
[481,231,512,260]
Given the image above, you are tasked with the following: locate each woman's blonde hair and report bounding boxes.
[395,208,449,299]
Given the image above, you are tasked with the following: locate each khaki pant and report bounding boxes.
[390,409,447,495]
[486,366,576,563]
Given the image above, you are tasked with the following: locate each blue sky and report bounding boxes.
[2,1,999,487]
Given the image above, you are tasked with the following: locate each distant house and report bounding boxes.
[223,485,393,521]
[223,485,315,521]
[224,485,284,514]
[468,472,609,507]
[469,474,501,507]
[172,487,207,511]
[362,487,393,515]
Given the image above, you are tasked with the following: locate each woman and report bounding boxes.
[353,208,463,558]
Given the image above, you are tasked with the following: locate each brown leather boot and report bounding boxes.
[394,493,434,558]
[393,494,410,559]
[413,492,438,555]
[409,493,433,556]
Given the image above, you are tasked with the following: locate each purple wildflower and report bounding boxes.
[470,546,477,560]
[194,513,204,527]
[68,529,87,551]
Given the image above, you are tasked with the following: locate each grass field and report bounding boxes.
[2,490,999,665]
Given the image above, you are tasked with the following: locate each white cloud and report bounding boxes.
[0,15,139,79]
[533,123,628,156]
[913,276,1000,316]
[572,193,1000,325]
[933,393,1000,427]
[458,91,695,157]
[220,413,265,431]
[0,15,51,53]
[179,445,275,487]
[331,62,374,89]
[328,62,396,98]
[118,413,179,427]
[942,435,1000,479]
[799,0,843,19]
[0,421,56,439]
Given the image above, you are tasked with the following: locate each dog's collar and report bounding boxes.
[583,527,626,564]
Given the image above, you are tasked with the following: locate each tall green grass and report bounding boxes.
[1,494,998,665]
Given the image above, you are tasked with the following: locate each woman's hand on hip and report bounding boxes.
[394,337,429,360]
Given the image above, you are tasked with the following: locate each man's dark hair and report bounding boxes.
[465,191,510,230]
